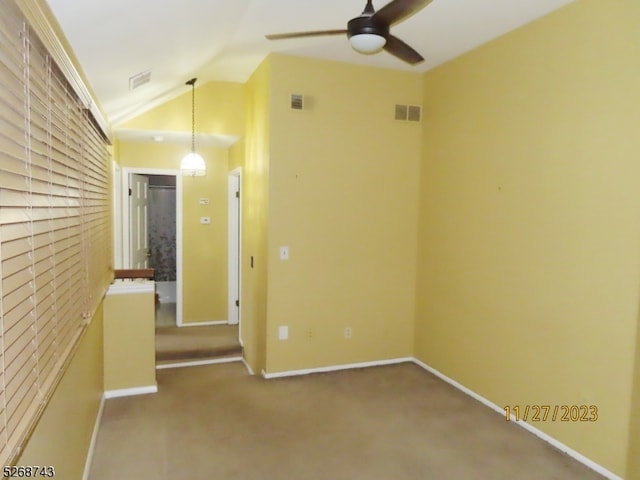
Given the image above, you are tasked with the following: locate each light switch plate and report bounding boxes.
[279,246,289,260]
[200,217,211,224]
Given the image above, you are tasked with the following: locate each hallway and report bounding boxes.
[155,304,241,367]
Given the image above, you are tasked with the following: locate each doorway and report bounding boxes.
[121,167,183,326]
[118,166,243,366]
[228,167,242,344]
[148,174,177,327]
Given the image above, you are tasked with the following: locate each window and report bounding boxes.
[0,0,111,465]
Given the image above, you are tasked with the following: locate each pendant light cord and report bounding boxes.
[186,77,197,153]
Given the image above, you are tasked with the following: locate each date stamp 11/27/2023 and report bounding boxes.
[504,405,598,422]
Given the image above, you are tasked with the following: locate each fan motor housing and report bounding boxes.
[347,15,389,39]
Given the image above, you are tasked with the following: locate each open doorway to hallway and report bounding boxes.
[121,167,183,326]
[116,166,243,366]
[147,174,178,327]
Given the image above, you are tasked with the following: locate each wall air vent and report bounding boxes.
[395,104,408,121]
[395,104,422,123]
[408,105,422,122]
[129,69,151,90]
[290,94,305,111]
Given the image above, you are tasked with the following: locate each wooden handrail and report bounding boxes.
[114,268,155,280]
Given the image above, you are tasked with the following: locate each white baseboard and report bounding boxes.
[104,384,158,399]
[411,358,623,480]
[177,320,229,327]
[82,394,105,480]
[242,358,254,375]
[156,356,242,370]
[262,357,413,379]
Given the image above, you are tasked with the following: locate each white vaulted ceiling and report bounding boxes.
[46,0,576,126]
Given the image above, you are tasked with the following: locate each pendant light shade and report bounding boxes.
[181,77,206,176]
[180,152,206,176]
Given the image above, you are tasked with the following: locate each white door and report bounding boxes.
[130,173,150,269]
[228,171,241,325]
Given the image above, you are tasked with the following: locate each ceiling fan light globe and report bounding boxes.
[180,152,206,176]
[349,33,386,54]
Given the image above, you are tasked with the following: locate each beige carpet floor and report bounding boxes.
[155,324,241,364]
[88,362,606,480]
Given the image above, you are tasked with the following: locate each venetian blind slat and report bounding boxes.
[0,1,112,466]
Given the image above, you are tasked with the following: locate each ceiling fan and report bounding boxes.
[265,0,433,65]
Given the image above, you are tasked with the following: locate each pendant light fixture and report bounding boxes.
[180,77,206,176]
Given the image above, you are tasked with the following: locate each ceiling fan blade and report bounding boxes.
[373,0,433,26]
[266,30,347,40]
[384,35,424,64]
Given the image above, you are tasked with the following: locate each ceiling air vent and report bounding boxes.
[290,94,305,111]
[395,104,422,123]
[129,69,151,90]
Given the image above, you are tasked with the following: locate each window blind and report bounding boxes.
[0,0,112,465]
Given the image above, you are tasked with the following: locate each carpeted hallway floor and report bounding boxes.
[88,362,605,480]
[154,301,242,365]
[155,324,242,365]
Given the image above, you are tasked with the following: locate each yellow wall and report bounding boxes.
[119,81,245,136]
[239,59,271,373]
[103,284,156,391]
[229,138,244,172]
[630,319,640,478]
[18,305,104,479]
[415,0,640,476]
[118,141,229,323]
[116,81,245,323]
[264,55,422,373]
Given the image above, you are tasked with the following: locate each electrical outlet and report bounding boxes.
[278,326,288,340]
[344,326,352,339]
[307,328,314,341]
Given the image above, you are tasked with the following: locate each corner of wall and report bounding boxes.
[627,312,640,478]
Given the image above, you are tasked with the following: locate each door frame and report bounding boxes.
[228,168,242,341]
[120,167,183,325]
